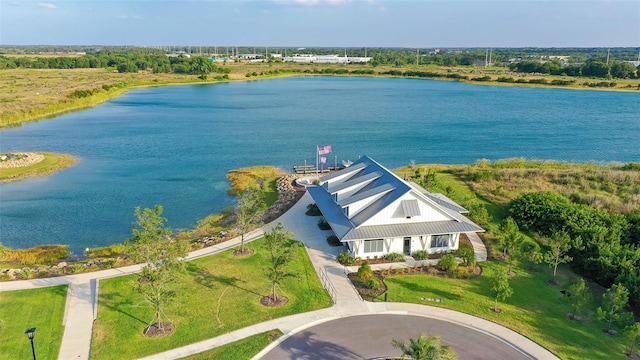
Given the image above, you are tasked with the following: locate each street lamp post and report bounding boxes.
[25,327,36,360]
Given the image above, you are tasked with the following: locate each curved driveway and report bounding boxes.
[261,314,530,360]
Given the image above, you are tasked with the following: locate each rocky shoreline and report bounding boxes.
[0,152,45,168]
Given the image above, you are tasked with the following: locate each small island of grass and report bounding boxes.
[0,152,77,182]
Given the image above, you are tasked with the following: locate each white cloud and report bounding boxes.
[38,2,56,9]
[117,14,142,20]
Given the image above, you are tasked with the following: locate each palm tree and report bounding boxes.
[391,333,457,360]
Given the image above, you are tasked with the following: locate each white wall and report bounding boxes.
[350,233,461,258]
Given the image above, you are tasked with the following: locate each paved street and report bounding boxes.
[261,314,532,360]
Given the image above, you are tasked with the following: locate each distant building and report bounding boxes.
[282,54,371,64]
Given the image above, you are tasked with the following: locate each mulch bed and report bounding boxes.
[143,322,175,337]
[260,295,289,307]
[348,264,483,300]
[233,248,254,256]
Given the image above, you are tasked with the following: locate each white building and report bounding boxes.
[282,54,371,64]
[308,156,484,258]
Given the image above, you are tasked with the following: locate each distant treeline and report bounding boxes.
[510,59,638,79]
[0,51,230,76]
[1,46,639,80]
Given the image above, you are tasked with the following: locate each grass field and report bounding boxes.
[0,152,76,182]
[0,286,67,359]
[381,261,630,359]
[181,329,283,360]
[90,237,332,360]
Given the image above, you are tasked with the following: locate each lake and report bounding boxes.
[1,76,638,252]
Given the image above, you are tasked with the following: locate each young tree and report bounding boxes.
[499,217,524,274]
[491,269,513,312]
[624,322,640,356]
[234,188,266,254]
[391,333,457,360]
[543,231,573,278]
[262,222,298,303]
[126,205,187,335]
[568,278,591,320]
[597,283,633,333]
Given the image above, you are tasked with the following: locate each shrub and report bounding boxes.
[367,278,380,290]
[437,254,458,273]
[1,245,69,265]
[358,261,373,280]
[528,78,548,84]
[337,250,355,265]
[382,252,405,262]
[471,75,492,82]
[306,203,322,216]
[497,77,515,83]
[326,235,341,246]
[86,244,126,258]
[317,218,331,230]
[457,247,476,267]
[412,250,429,260]
[515,79,528,83]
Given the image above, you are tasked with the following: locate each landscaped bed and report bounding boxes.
[90,237,332,360]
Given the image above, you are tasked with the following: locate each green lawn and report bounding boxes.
[91,237,332,359]
[0,286,67,359]
[382,261,630,359]
[181,329,283,360]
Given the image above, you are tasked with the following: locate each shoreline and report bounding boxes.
[1,68,638,129]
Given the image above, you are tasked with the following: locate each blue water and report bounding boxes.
[1,77,638,252]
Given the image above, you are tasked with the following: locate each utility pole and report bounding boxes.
[606,48,610,65]
[489,48,492,66]
[416,48,419,65]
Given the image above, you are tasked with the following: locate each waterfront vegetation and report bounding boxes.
[90,237,332,359]
[181,329,283,360]
[0,286,67,359]
[0,152,76,182]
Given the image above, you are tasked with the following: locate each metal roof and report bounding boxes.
[329,171,382,194]
[342,220,484,241]
[309,155,484,241]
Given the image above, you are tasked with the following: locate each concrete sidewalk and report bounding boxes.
[0,228,266,360]
[1,191,557,360]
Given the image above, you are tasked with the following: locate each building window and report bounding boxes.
[430,234,450,248]
[364,239,384,253]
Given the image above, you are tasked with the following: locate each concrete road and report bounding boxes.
[261,314,532,360]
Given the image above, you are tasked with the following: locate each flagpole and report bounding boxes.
[316,145,319,176]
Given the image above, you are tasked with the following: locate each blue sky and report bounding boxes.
[1,0,638,47]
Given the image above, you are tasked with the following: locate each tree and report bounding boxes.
[126,205,187,335]
[568,278,591,320]
[499,217,524,274]
[624,322,640,356]
[262,222,298,303]
[491,269,513,312]
[391,333,457,360]
[234,188,266,254]
[610,62,637,79]
[581,60,610,78]
[543,231,573,278]
[597,283,632,332]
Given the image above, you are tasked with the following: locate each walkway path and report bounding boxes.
[1,191,555,360]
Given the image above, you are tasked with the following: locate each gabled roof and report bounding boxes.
[307,155,484,241]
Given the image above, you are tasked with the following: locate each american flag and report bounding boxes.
[318,145,332,155]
